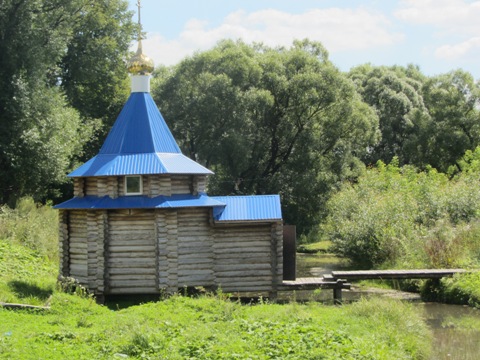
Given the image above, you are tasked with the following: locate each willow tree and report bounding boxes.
[350,65,480,172]
[153,40,379,234]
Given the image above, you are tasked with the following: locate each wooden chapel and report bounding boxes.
[54,4,284,299]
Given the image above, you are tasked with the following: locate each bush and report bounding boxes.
[421,273,480,308]
[322,157,480,269]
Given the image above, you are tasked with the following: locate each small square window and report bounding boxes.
[125,176,142,195]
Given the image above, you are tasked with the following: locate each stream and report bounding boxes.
[296,253,480,360]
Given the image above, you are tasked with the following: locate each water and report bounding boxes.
[421,303,480,360]
[296,252,480,359]
[296,253,348,277]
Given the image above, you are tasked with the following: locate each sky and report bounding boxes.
[128,0,480,80]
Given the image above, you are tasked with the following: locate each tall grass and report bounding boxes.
[0,197,58,261]
[421,272,480,308]
[0,197,58,305]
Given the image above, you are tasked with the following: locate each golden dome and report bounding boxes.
[127,41,154,75]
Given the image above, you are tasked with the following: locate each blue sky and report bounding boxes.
[129,0,480,80]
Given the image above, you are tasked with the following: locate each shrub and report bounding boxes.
[322,156,480,269]
[421,273,480,308]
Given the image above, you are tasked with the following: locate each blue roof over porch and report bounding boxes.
[54,194,282,222]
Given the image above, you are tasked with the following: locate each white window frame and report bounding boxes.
[125,175,143,195]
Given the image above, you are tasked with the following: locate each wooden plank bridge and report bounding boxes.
[279,277,350,304]
[327,268,467,281]
[280,268,469,303]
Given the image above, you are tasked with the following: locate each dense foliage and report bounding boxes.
[421,273,480,308]
[350,65,480,172]
[153,40,379,234]
[0,0,136,205]
[0,197,58,261]
[323,155,480,269]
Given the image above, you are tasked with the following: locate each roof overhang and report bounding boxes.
[68,153,213,177]
[54,193,224,210]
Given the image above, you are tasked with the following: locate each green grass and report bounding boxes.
[0,236,432,359]
[0,293,432,360]
[0,240,57,305]
[297,240,333,254]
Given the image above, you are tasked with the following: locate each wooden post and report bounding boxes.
[166,209,178,293]
[283,225,296,280]
[98,210,108,296]
[333,288,343,305]
[58,210,70,276]
[269,224,279,300]
[333,279,344,305]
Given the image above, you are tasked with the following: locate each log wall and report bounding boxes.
[195,176,208,193]
[171,175,191,194]
[58,210,69,275]
[73,178,85,197]
[79,175,207,197]
[60,206,282,297]
[161,210,179,293]
[67,211,88,285]
[212,224,277,293]
[177,208,214,287]
[146,176,172,196]
[107,210,157,294]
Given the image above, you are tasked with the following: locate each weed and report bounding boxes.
[0,197,58,261]
[57,276,91,299]
[121,332,163,358]
[76,315,93,328]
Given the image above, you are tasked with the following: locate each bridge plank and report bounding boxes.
[280,277,351,291]
[330,269,467,280]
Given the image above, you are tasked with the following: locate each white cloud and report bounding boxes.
[435,37,480,60]
[396,0,480,33]
[139,7,403,66]
[141,33,193,67]
[395,0,480,62]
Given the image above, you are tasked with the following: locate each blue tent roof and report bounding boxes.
[69,92,212,177]
[100,92,180,154]
[211,195,282,222]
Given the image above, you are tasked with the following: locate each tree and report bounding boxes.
[350,65,480,172]
[0,0,136,204]
[153,40,379,234]
[59,0,136,160]
[349,64,429,166]
[421,70,480,172]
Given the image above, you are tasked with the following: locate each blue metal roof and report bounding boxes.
[211,195,282,222]
[68,153,212,177]
[100,92,180,154]
[68,92,212,177]
[54,194,225,210]
[54,194,282,223]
